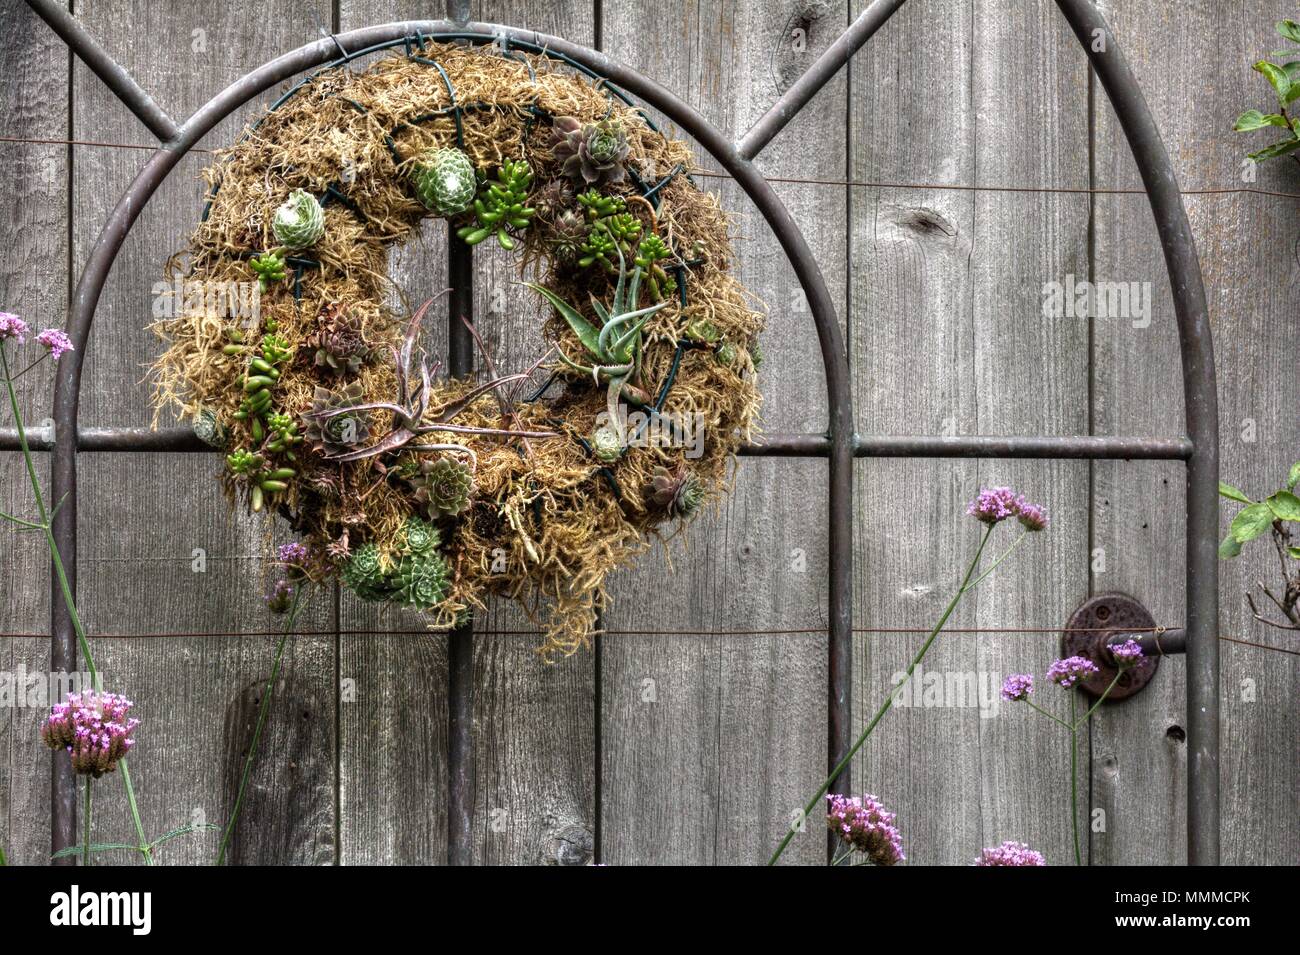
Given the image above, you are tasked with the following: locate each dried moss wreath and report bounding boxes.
[152,39,764,657]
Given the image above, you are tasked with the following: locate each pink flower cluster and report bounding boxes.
[966,487,1048,531]
[36,328,73,360]
[39,690,139,777]
[1001,673,1034,702]
[974,840,1047,866]
[1046,655,1100,689]
[0,312,29,342]
[826,793,905,866]
[1109,638,1144,667]
[0,312,74,360]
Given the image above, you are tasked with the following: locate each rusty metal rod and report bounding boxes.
[3,427,1193,460]
[1055,0,1219,868]
[736,0,908,160]
[446,231,475,866]
[24,0,179,142]
[1105,628,1188,657]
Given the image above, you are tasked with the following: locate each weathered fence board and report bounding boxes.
[1,0,1295,866]
[848,0,1092,866]
[66,0,339,866]
[0,0,68,867]
[598,0,841,865]
[1092,0,1299,866]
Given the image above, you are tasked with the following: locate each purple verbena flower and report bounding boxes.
[36,328,74,360]
[1109,638,1143,668]
[1014,495,1048,531]
[39,690,139,777]
[1001,673,1034,702]
[265,578,295,614]
[973,840,1046,866]
[826,793,905,866]
[0,312,29,343]
[967,487,1020,525]
[277,541,310,566]
[1046,655,1100,689]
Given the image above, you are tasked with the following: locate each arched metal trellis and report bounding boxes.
[8,0,1219,865]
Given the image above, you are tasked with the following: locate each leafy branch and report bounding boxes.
[1219,463,1300,630]
[1234,20,1300,168]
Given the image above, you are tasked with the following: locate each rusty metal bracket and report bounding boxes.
[1061,593,1180,700]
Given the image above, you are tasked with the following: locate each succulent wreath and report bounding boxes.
[152,39,764,657]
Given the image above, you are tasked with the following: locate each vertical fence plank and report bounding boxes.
[67,0,337,865]
[0,0,69,866]
[599,0,843,865]
[335,0,598,865]
[1092,0,1299,866]
[850,0,1091,865]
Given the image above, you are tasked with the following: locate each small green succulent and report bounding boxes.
[249,249,287,291]
[685,318,721,345]
[529,252,666,430]
[414,147,477,216]
[578,227,619,271]
[590,424,623,463]
[192,407,229,449]
[715,341,738,367]
[272,188,326,250]
[342,543,389,602]
[409,456,474,519]
[578,190,625,221]
[393,551,451,611]
[456,158,534,250]
[400,516,442,555]
[635,234,675,302]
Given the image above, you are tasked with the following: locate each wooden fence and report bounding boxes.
[0,0,1295,865]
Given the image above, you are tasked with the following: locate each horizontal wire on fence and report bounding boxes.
[0,627,1293,656]
[2,134,1297,199]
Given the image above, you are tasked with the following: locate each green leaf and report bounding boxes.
[1248,137,1300,162]
[1267,490,1300,521]
[1231,501,1275,543]
[1234,109,1288,131]
[51,842,140,860]
[1219,535,1243,559]
[1255,59,1294,101]
[149,822,219,849]
[1287,462,1300,490]
[525,283,603,358]
[1219,481,1253,504]
[1289,546,1300,560]
[1277,19,1300,43]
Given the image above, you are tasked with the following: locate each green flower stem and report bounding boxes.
[0,843,7,865]
[0,344,152,864]
[1072,671,1123,730]
[1024,700,1074,731]
[6,351,49,385]
[216,587,308,866]
[83,778,92,866]
[1069,690,1080,865]
[964,531,1027,590]
[768,524,996,866]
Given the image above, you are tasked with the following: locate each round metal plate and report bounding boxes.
[1061,592,1161,700]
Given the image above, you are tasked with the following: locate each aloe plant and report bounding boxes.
[527,251,669,436]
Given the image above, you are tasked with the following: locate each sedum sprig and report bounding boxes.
[456,158,535,250]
